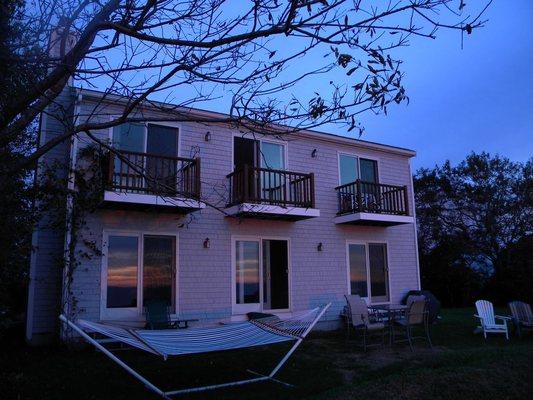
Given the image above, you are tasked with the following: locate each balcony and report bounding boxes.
[102,150,205,213]
[226,165,320,220]
[334,180,414,226]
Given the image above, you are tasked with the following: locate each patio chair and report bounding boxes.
[144,300,197,330]
[474,300,511,340]
[508,301,533,337]
[393,296,432,351]
[344,294,386,351]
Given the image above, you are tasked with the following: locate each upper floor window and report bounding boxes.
[112,123,179,157]
[233,136,286,171]
[338,153,379,185]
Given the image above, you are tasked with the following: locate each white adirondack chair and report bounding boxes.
[474,300,511,340]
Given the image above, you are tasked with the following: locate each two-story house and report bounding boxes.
[26,87,420,344]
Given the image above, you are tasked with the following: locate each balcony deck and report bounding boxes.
[226,165,320,221]
[102,150,204,213]
[334,180,414,226]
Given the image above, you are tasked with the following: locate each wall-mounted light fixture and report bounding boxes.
[203,238,210,248]
[311,149,318,158]
[317,242,323,252]
[204,131,211,142]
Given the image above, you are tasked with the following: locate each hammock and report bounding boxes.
[59,303,330,398]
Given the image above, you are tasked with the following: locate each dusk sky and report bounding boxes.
[82,1,532,170]
[350,0,533,170]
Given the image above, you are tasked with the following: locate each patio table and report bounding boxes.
[368,304,408,344]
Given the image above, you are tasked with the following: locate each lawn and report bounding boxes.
[1,308,531,400]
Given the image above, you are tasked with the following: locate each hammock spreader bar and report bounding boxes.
[59,302,330,398]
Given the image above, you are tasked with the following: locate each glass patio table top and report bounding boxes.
[368,303,408,312]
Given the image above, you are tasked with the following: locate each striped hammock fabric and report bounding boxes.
[76,306,323,359]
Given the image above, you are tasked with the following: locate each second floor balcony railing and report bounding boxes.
[227,165,315,209]
[335,180,409,216]
[106,150,201,199]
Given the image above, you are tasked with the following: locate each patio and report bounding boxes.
[1,308,531,400]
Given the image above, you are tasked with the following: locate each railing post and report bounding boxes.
[243,164,249,202]
[403,185,409,216]
[107,151,114,188]
[309,173,315,208]
[194,158,201,199]
[356,180,363,212]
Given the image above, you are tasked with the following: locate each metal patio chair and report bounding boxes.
[344,294,386,351]
[392,296,432,351]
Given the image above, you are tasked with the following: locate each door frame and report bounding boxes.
[231,235,292,315]
[230,132,289,173]
[100,229,180,320]
[345,240,391,305]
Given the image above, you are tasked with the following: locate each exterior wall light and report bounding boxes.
[311,149,318,158]
[204,131,211,142]
[317,242,323,252]
[203,238,210,248]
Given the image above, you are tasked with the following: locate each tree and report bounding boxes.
[0,0,491,172]
[414,152,532,306]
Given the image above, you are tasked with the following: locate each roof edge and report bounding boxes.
[75,87,416,157]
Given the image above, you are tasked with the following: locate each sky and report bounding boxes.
[350,0,533,170]
[81,0,532,171]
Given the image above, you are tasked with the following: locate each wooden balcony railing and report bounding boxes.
[106,150,201,199]
[335,180,409,216]
[227,165,315,208]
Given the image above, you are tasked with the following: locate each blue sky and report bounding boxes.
[353,0,533,170]
[82,1,532,170]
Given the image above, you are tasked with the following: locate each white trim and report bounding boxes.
[334,212,414,225]
[346,240,392,304]
[408,158,422,290]
[231,235,292,315]
[103,191,205,209]
[100,230,179,321]
[225,203,319,218]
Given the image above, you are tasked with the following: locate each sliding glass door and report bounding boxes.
[102,232,177,319]
[347,242,389,303]
[234,238,289,314]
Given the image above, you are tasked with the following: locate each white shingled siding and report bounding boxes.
[68,99,419,327]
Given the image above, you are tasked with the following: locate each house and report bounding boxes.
[26,87,420,344]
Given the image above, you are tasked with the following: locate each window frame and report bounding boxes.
[100,229,179,320]
[231,235,292,315]
[337,151,381,185]
[230,132,289,173]
[107,118,182,158]
[345,240,391,304]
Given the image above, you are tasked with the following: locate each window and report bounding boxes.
[233,136,286,170]
[102,232,177,319]
[234,238,289,314]
[112,123,179,156]
[347,242,389,303]
[338,154,379,184]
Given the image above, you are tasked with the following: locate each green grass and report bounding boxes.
[1,309,531,400]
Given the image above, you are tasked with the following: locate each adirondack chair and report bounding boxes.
[508,301,533,337]
[474,300,511,340]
